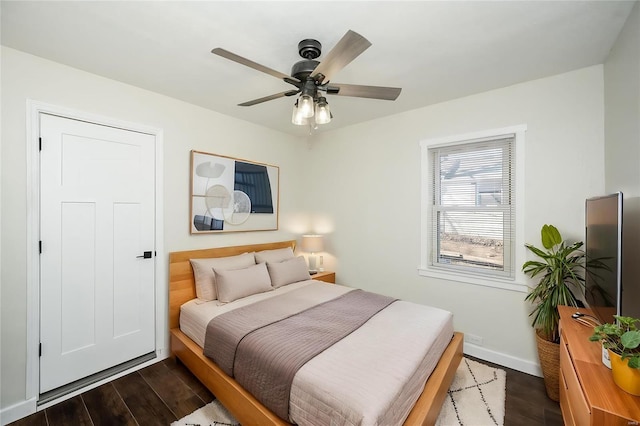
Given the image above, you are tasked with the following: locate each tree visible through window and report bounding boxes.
[429,136,515,278]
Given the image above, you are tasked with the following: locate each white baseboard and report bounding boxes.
[464,342,543,377]
[0,398,37,426]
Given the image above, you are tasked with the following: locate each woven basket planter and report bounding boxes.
[535,329,560,401]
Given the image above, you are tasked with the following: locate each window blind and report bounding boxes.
[430,135,515,278]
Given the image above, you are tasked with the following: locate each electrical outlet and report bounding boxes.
[465,334,484,346]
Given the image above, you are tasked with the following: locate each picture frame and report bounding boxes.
[190,150,279,233]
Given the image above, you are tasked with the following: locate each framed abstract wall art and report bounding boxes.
[190,150,279,233]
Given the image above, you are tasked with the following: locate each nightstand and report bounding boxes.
[310,270,335,284]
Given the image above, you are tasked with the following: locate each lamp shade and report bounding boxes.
[301,234,324,253]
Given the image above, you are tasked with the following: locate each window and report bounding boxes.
[420,125,527,291]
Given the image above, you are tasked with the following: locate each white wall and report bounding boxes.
[603,2,640,321]
[604,1,640,196]
[0,47,308,417]
[306,66,606,372]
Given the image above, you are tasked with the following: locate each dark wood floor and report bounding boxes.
[9,356,563,426]
[467,356,563,426]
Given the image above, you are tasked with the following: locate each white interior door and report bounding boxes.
[39,113,156,394]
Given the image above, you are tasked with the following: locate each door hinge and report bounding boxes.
[39,343,42,357]
[39,241,42,254]
[39,137,42,151]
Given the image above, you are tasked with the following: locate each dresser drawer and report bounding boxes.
[560,366,577,426]
[560,336,591,426]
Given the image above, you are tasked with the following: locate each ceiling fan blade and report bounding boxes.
[311,30,372,84]
[212,48,300,84]
[238,90,299,107]
[328,83,402,101]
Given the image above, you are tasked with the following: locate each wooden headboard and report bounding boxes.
[168,240,297,329]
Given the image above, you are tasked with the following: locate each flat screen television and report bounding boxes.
[584,193,622,325]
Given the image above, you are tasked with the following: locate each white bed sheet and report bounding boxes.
[180,280,453,426]
[180,280,352,347]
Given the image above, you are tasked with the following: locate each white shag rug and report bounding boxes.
[436,358,506,426]
[171,399,239,426]
[172,357,506,426]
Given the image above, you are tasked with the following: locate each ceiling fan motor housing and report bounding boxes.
[292,39,322,81]
[298,39,322,59]
[291,59,320,81]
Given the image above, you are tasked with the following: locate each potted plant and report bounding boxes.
[590,316,640,395]
[522,224,586,401]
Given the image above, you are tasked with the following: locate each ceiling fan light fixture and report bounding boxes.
[292,101,309,125]
[298,94,315,118]
[315,97,331,124]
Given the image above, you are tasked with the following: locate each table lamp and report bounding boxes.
[302,234,323,274]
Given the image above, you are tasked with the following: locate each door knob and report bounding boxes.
[136,251,153,259]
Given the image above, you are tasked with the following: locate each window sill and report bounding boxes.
[417,266,528,293]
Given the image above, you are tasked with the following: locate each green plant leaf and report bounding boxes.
[621,330,640,349]
[524,244,550,260]
[615,315,640,331]
[541,224,562,250]
[628,356,640,369]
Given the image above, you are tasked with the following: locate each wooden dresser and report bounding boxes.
[558,305,640,425]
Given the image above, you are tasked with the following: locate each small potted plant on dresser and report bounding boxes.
[590,315,640,396]
[522,224,586,401]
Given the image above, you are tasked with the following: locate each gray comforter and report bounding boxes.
[204,287,396,420]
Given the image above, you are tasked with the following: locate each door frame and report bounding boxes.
[25,100,165,410]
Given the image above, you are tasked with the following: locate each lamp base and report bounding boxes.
[308,254,317,273]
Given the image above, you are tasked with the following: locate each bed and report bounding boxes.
[169,240,463,426]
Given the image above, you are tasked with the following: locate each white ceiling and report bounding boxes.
[1,1,635,136]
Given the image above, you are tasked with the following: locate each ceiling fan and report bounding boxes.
[211,30,402,127]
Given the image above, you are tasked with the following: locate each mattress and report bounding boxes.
[180,280,453,426]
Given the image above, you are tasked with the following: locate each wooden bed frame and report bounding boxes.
[169,240,463,426]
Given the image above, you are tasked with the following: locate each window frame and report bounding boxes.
[419,125,528,292]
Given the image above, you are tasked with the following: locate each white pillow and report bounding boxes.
[267,256,311,288]
[254,247,295,264]
[214,262,273,303]
[190,252,255,301]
